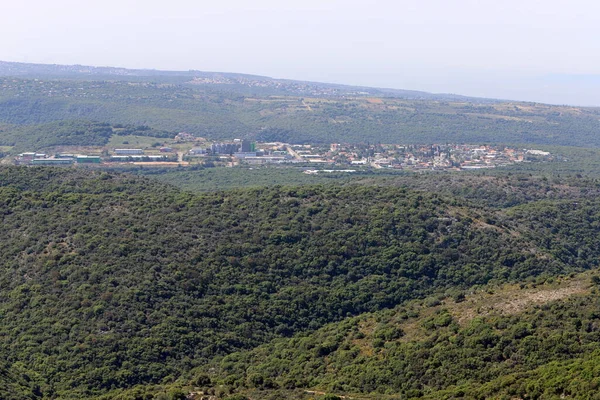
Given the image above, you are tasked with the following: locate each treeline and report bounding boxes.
[129,166,360,193]
[130,166,600,207]
[0,120,175,152]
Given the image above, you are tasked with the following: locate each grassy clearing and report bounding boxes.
[394,271,593,343]
[107,135,166,148]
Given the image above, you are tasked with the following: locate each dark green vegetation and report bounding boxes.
[368,172,600,208]
[2,167,600,399]
[132,165,600,205]
[130,166,359,192]
[202,275,600,400]
[0,120,173,153]
[2,75,600,147]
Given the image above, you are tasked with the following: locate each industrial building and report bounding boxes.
[241,140,256,153]
[31,158,74,165]
[114,149,144,155]
[211,143,239,155]
[76,156,101,164]
[189,148,207,155]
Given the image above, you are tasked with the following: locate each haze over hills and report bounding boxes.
[3,58,600,400]
[1,61,600,149]
[3,1,600,398]
[0,60,497,102]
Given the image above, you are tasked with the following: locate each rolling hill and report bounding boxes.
[1,61,600,148]
[0,60,489,102]
[2,167,600,399]
[3,60,600,400]
[197,271,600,400]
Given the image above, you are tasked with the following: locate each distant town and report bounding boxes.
[14,133,553,171]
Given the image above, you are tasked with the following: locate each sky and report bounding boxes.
[3,0,600,105]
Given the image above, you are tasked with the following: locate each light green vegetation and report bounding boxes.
[107,134,167,149]
[0,120,174,153]
[501,145,600,176]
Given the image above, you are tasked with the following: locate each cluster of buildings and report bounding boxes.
[187,141,552,170]
[187,139,298,165]
[15,149,175,166]
[15,152,101,166]
[108,148,175,162]
[326,143,551,170]
[14,139,552,172]
[187,76,356,97]
[189,140,254,156]
[187,139,286,164]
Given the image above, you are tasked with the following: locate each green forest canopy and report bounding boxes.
[1,167,600,398]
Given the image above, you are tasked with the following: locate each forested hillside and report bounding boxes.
[0,120,174,152]
[134,166,600,205]
[199,273,600,400]
[3,61,600,400]
[2,76,600,147]
[1,167,600,399]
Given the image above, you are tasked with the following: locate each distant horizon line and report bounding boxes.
[1,58,599,108]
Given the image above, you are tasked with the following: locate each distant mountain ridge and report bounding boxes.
[0,60,496,102]
[4,60,600,148]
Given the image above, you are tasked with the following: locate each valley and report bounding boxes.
[1,61,600,399]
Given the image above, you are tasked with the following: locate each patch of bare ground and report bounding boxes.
[399,272,592,342]
[452,278,589,325]
[304,389,373,400]
[351,319,377,357]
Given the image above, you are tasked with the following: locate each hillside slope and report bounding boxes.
[1,167,600,398]
[0,120,173,153]
[197,272,600,399]
[1,75,600,146]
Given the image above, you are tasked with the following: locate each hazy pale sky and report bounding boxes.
[3,0,600,105]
